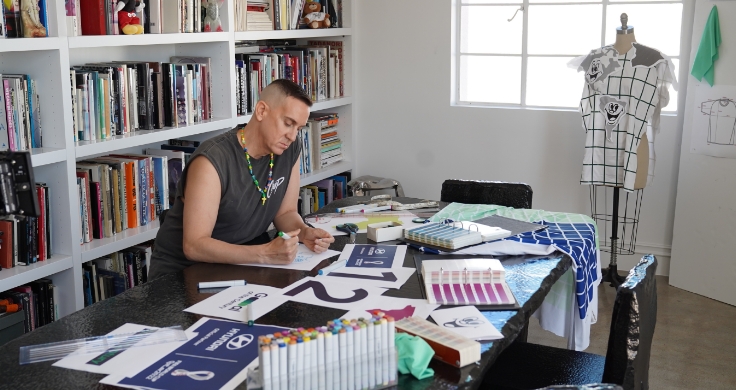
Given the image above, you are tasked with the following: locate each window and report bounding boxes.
[455,0,683,111]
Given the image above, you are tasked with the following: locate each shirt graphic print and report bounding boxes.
[573,43,677,191]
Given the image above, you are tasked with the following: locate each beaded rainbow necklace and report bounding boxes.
[240,129,274,205]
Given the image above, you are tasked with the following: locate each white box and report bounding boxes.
[367,222,405,242]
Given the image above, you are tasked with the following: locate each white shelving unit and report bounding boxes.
[0,2,356,319]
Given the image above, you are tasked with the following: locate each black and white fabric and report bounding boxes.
[571,43,677,191]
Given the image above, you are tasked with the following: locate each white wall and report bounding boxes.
[355,0,694,275]
[670,0,736,306]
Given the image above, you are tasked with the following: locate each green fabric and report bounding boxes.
[691,6,721,86]
[429,203,599,248]
[395,333,435,380]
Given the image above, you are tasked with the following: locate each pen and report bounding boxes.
[278,231,291,240]
[337,204,366,213]
[317,259,348,275]
[197,280,247,289]
[407,243,441,255]
[362,206,391,213]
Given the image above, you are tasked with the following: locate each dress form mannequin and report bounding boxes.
[613,13,649,190]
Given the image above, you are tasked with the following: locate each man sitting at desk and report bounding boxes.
[149,79,335,279]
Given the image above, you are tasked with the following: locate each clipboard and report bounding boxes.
[412,254,521,312]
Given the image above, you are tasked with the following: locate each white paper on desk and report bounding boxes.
[54,319,208,375]
[280,276,388,311]
[340,296,439,321]
[184,284,288,322]
[311,213,425,236]
[429,306,503,341]
[338,244,407,269]
[238,244,340,271]
[322,266,417,290]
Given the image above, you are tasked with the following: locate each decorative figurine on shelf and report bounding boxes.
[203,0,225,32]
[116,0,145,35]
[20,0,47,37]
[302,1,331,29]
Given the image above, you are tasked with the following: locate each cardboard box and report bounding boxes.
[367,221,405,242]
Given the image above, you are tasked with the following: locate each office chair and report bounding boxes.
[440,180,533,209]
[482,255,658,390]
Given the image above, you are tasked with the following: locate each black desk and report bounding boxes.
[0,197,571,389]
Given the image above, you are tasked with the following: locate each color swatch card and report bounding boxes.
[184,284,288,322]
[421,259,515,306]
[101,318,288,390]
[340,244,407,269]
[238,244,340,271]
[429,306,503,341]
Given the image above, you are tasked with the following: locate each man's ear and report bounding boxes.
[254,101,270,121]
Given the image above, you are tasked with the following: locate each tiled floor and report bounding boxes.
[527,275,736,389]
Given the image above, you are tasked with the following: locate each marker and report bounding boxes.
[407,243,441,255]
[317,259,348,276]
[380,318,389,385]
[296,339,305,390]
[332,329,340,390]
[278,231,292,240]
[360,323,369,390]
[367,321,377,388]
[338,328,348,390]
[260,345,272,390]
[346,327,354,390]
[303,337,312,389]
[278,341,287,390]
[337,204,367,213]
[324,331,334,390]
[361,205,391,213]
[352,324,362,390]
[316,332,326,390]
[309,335,318,390]
[197,280,246,289]
[288,340,297,390]
[247,303,254,323]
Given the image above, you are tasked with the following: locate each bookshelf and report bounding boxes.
[0,2,356,319]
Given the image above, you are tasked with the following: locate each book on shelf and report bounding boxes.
[70,57,212,142]
[0,184,51,269]
[81,241,153,307]
[0,74,43,151]
[234,0,342,31]
[233,44,344,115]
[1,277,58,343]
[297,170,350,216]
[76,0,210,35]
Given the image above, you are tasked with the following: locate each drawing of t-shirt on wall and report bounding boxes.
[702,98,736,146]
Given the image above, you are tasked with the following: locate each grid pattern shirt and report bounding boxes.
[505,221,598,320]
[574,43,676,191]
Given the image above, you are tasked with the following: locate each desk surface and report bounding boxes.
[0,197,571,390]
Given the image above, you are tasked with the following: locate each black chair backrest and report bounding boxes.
[602,255,658,390]
[440,180,533,209]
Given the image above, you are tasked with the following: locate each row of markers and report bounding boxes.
[258,311,399,390]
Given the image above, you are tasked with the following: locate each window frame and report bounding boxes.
[454,0,683,112]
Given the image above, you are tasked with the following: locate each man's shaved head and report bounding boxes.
[259,79,313,109]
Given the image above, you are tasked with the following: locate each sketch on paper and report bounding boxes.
[690,84,736,159]
[702,98,736,145]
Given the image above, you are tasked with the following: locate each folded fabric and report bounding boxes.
[691,5,721,86]
[395,333,435,380]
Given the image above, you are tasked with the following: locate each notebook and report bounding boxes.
[419,258,517,309]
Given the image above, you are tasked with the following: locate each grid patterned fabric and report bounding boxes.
[430,203,600,320]
[504,221,598,320]
[576,44,676,191]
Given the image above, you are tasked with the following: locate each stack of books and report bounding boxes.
[0,73,43,151]
[70,56,213,142]
[296,112,341,175]
[0,183,52,269]
[82,242,153,307]
[234,0,274,31]
[1,0,49,38]
[298,172,349,215]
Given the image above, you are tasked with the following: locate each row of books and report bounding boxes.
[1,279,56,339]
[234,40,344,115]
[298,112,342,175]
[82,242,152,307]
[67,0,213,36]
[1,0,49,38]
[0,73,43,151]
[0,184,52,270]
[70,56,213,142]
[234,0,342,32]
[298,171,350,216]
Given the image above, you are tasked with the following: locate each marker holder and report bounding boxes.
[248,346,399,390]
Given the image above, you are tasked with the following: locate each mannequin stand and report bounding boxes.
[590,186,644,288]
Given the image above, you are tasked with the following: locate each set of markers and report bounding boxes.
[256,312,398,390]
